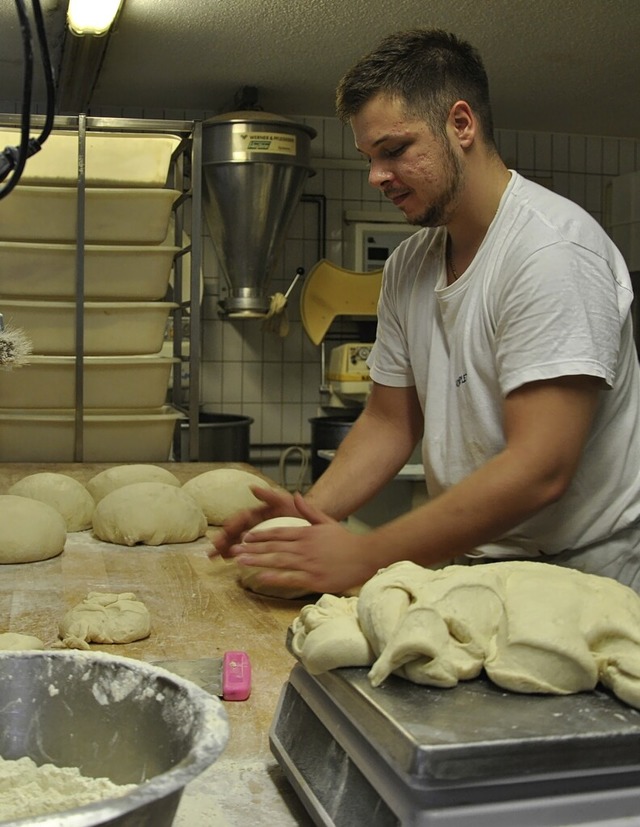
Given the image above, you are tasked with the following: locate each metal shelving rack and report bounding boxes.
[0,113,203,461]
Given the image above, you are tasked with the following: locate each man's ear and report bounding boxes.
[449,100,476,148]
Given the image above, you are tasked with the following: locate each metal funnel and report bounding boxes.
[201,111,316,318]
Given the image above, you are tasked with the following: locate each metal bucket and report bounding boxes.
[309,412,361,481]
[180,412,253,462]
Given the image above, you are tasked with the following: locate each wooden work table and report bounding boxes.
[0,463,315,825]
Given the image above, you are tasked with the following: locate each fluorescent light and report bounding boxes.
[67,0,123,36]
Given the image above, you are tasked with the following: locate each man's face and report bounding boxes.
[351,93,464,227]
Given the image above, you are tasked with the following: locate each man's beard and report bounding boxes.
[410,142,464,228]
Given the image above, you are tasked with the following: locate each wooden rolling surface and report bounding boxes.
[0,463,316,824]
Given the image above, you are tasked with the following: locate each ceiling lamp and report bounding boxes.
[67,0,124,36]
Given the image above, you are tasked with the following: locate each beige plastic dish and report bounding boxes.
[0,299,177,356]
[0,241,179,300]
[0,354,177,409]
[0,130,182,187]
[0,186,180,244]
[0,406,185,462]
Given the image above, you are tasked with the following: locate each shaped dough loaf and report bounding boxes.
[0,495,66,564]
[87,464,181,504]
[182,468,270,525]
[92,482,207,546]
[0,632,45,650]
[9,472,94,531]
[290,560,640,710]
[58,592,151,650]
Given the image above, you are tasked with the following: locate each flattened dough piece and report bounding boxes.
[0,495,66,564]
[9,472,94,531]
[182,468,270,525]
[87,464,181,504]
[58,592,151,650]
[0,632,45,650]
[239,516,314,599]
[92,482,207,546]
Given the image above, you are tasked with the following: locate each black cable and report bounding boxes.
[0,0,55,200]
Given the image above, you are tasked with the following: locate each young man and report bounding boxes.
[212,29,640,596]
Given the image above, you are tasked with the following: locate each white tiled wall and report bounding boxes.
[198,119,640,481]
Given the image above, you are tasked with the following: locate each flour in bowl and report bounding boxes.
[0,755,136,819]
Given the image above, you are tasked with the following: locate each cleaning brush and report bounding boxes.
[0,312,32,369]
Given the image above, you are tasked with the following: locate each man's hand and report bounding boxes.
[227,493,380,595]
[209,485,299,558]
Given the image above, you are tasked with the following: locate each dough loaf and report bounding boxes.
[182,468,270,525]
[291,560,640,710]
[58,592,151,650]
[0,632,44,650]
[87,464,181,504]
[238,516,315,599]
[9,472,94,531]
[0,495,66,564]
[92,482,207,546]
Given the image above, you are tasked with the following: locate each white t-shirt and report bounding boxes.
[368,171,640,558]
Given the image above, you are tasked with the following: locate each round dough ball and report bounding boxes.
[8,472,94,531]
[182,468,269,525]
[87,464,181,504]
[0,495,66,564]
[239,516,313,599]
[0,632,45,650]
[92,482,207,546]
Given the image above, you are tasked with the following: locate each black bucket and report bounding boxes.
[180,413,253,462]
[309,412,361,481]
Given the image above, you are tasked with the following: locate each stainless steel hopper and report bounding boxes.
[201,111,316,318]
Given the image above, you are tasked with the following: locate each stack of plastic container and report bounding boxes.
[0,126,186,462]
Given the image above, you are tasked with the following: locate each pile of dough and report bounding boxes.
[58,592,151,650]
[8,472,94,532]
[0,632,44,650]
[87,464,181,504]
[92,482,207,546]
[182,468,270,525]
[291,560,640,710]
[0,495,66,564]
[238,516,314,599]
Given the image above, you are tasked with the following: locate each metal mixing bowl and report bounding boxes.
[0,650,229,826]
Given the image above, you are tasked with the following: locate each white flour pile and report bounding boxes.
[0,755,137,819]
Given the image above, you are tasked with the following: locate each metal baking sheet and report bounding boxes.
[304,664,640,783]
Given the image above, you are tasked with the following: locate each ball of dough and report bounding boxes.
[92,482,207,546]
[58,592,151,650]
[0,632,45,650]
[182,468,269,525]
[0,495,66,564]
[8,472,94,531]
[87,464,181,504]
[239,516,313,599]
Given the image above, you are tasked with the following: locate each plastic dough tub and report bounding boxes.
[0,355,177,409]
[0,241,180,300]
[0,406,185,462]
[0,186,180,244]
[0,299,177,356]
[0,130,182,187]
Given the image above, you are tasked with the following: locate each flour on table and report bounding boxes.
[239,516,315,599]
[291,560,640,710]
[87,464,181,504]
[58,592,151,650]
[0,754,136,820]
[0,495,66,564]
[182,468,271,525]
[92,482,207,546]
[8,471,95,531]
